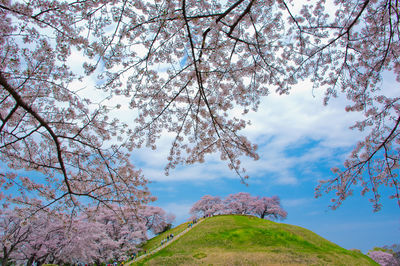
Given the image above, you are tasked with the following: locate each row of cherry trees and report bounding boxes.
[190,193,287,220]
[0,205,174,265]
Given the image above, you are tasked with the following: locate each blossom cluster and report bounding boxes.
[368,250,400,266]
[0,205,174,264]
[1,0,399,217]
[190,192,287,220]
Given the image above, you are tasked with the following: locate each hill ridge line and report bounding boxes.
[127,218,205,264]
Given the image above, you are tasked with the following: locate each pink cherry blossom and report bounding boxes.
[190,195,225,217]
[1,0,399,216]
[191,193,287,221]
[368,251,400,266]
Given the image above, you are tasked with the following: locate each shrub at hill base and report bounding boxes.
[368,250,400,266]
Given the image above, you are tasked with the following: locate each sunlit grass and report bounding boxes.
[133,215,378,265]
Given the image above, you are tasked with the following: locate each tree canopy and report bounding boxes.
[0,205,174,264]
[190,193,287,220]
[0,0,399,213]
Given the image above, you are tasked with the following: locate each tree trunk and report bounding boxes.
[1,257,9,266]
[27,256,35,266]
[2,247,9,266]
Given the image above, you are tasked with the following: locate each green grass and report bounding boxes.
[137,220,193,254]
[132,215,378,265]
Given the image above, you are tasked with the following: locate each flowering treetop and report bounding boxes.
[190,193,287,220]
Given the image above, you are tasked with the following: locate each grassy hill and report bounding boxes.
[132,215,377,265]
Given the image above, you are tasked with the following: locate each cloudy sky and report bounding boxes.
[131,74,399,253]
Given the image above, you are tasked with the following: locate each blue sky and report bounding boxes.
[131,77,400,253]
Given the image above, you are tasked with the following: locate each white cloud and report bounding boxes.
[129,79,368,184]
[233,80,368,184]
[243,81,364,148]
[275,175,299,185]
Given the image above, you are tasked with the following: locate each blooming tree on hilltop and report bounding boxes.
[224,192,255,215]
[251,196,287,220]
[190,193,287,220]
[190,195,224,217]
[1,0,399,212]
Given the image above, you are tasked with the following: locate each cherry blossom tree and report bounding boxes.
[55,205,162,264]
[1,208,83,265]
[384,244,400,262]
[0,0,153,215]
[224,192,256,215]
[85,205,148,262]
[46,216,102,265]
[308,0,400,211]
[139,206,175,235]
[251,196,287,220]
[191,193,287,220]
[190,195,224,218]
[21,212,111,265]
[0,205,172,264]
[1,0,399,213]
[0,209,31,265]
[16,212,66,265]
[368,250,400,266]
[0,208,70,265]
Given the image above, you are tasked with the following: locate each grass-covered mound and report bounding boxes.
[134,215,377,265]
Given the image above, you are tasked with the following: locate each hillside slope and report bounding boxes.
[133,215,377,265]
